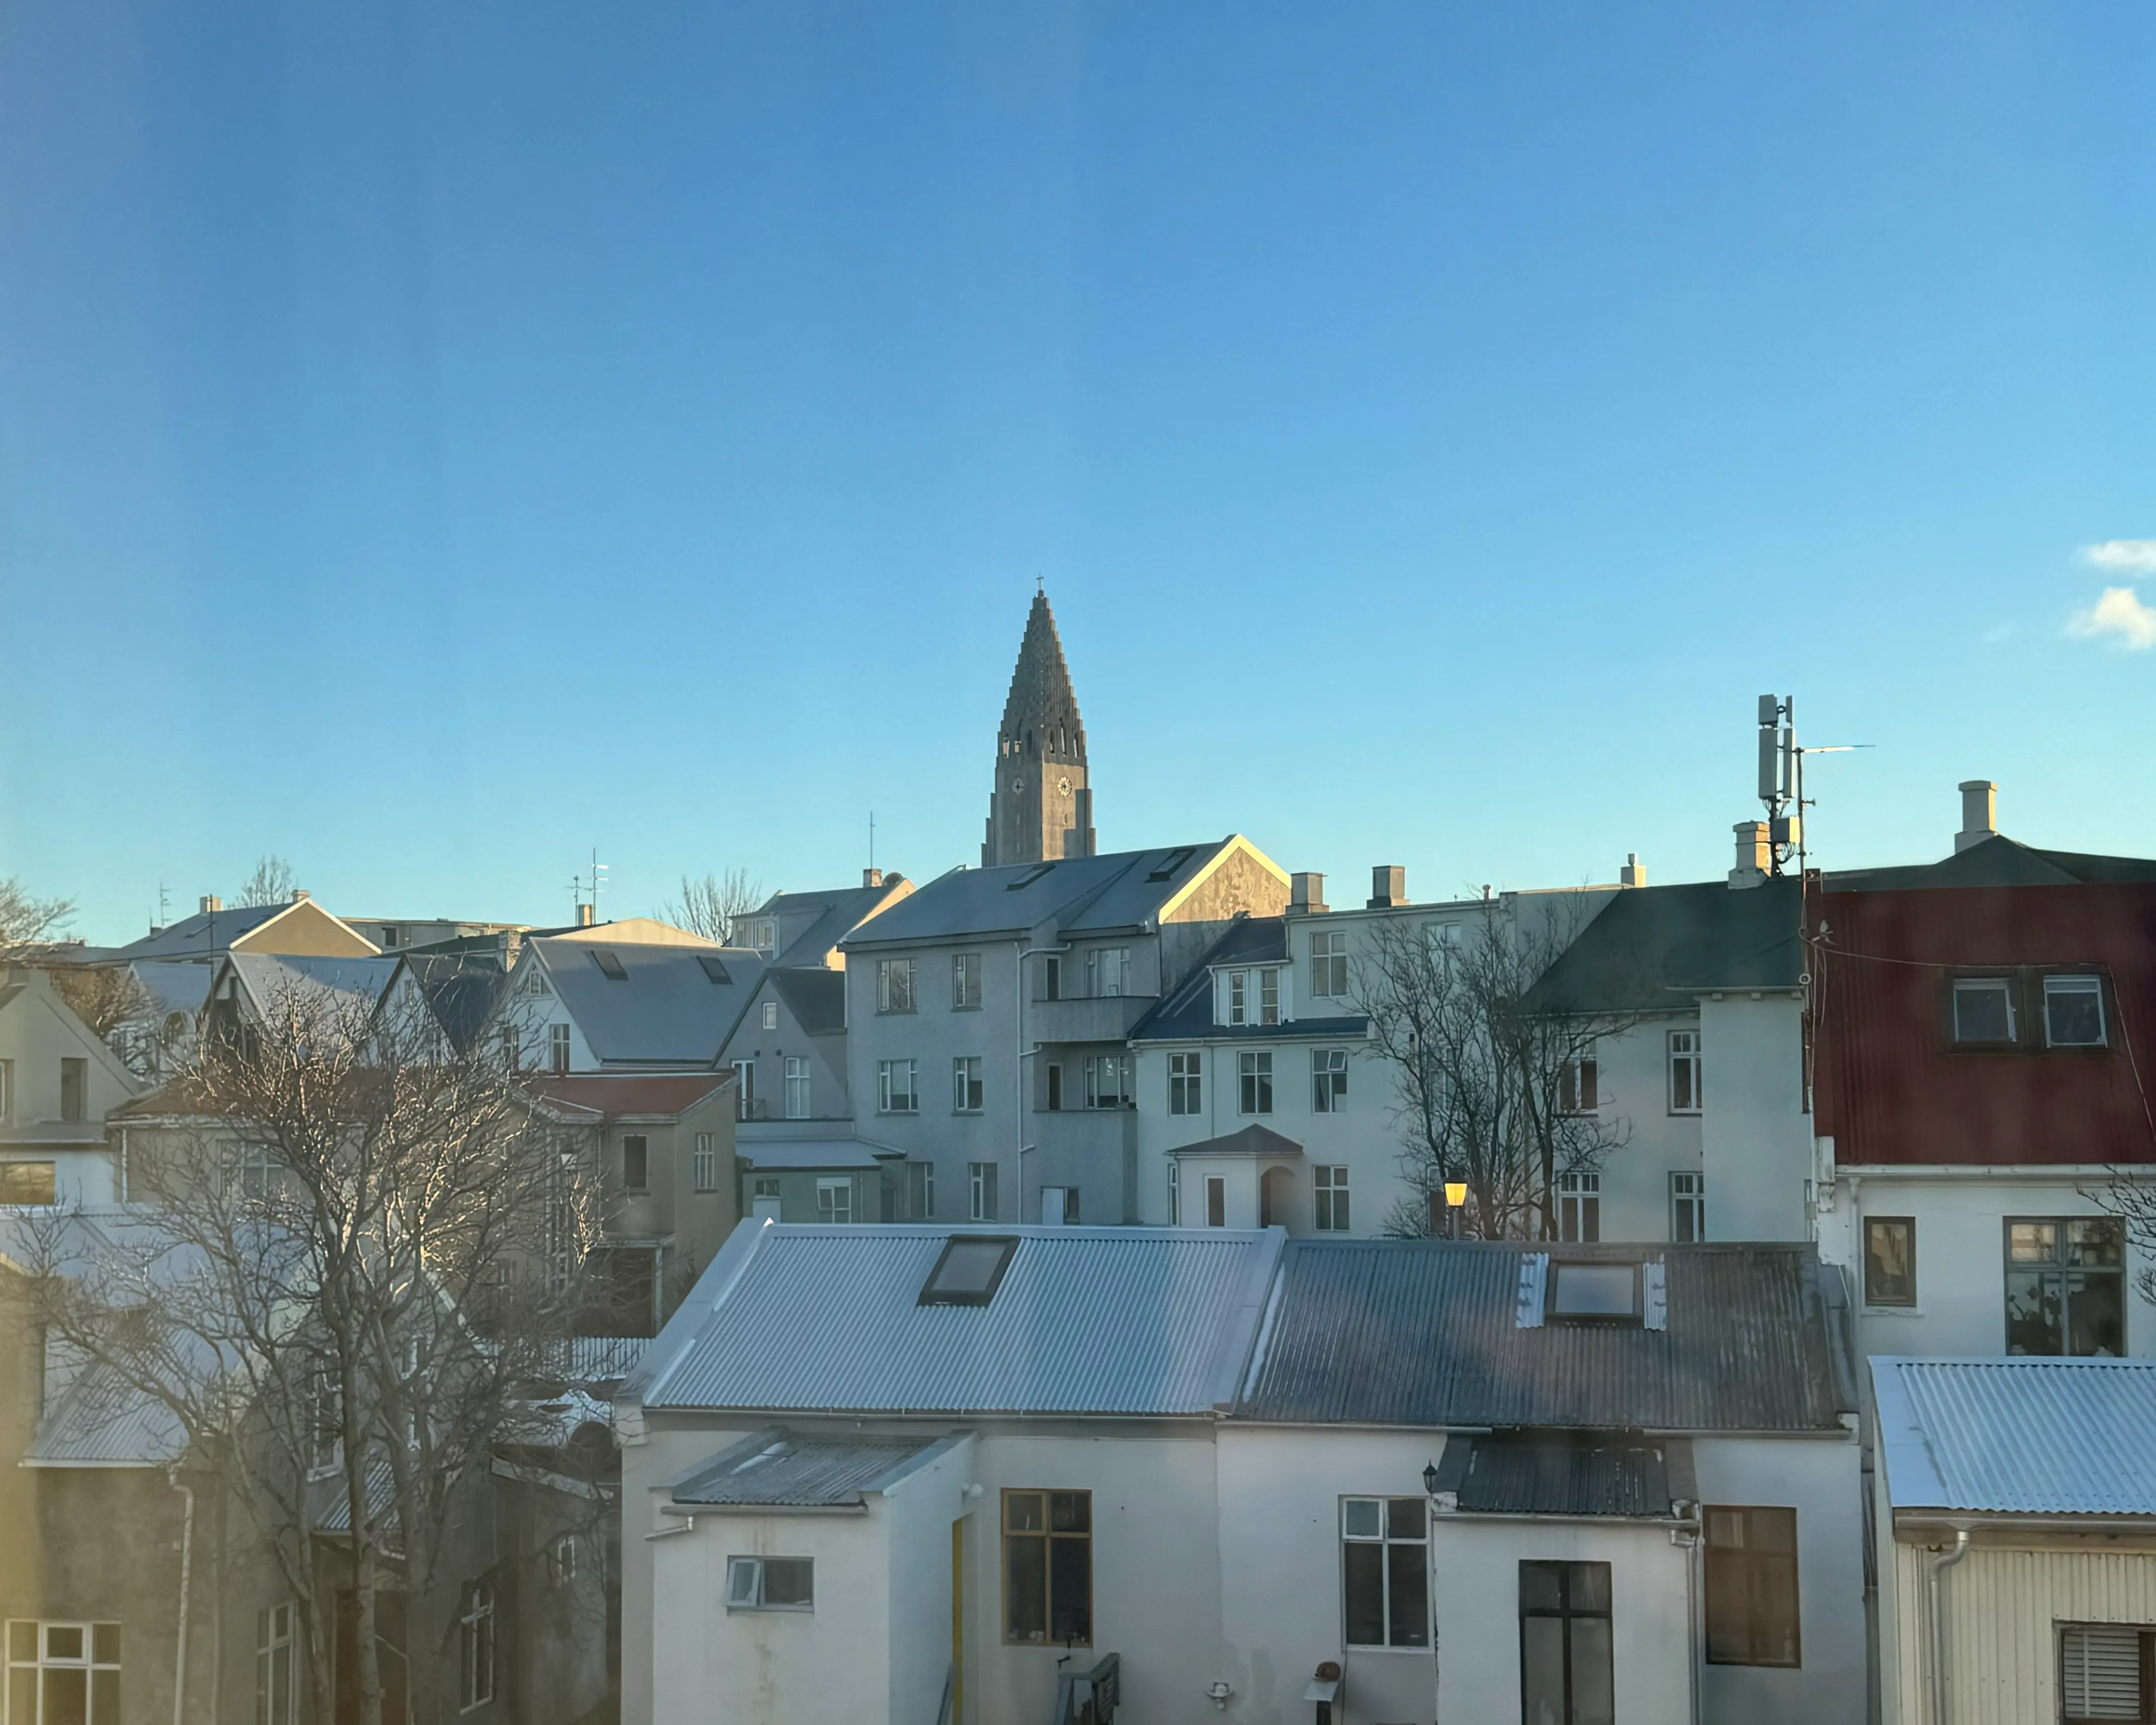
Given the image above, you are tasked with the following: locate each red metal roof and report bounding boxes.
[1813,882,2156,1166]
[527,1073,734,1119]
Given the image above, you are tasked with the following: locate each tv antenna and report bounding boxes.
[1756,695,1872,875]
[569,850,608,923]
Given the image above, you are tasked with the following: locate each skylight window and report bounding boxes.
[918,1235,1019,1306]
[1147,846,1196,882]
[1006,864,1056,892]
[697,954,733,986]
[1547,1261,1642,1324]
[590,949,628,981]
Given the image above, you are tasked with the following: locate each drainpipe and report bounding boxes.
[1672,1520,1703,1725]
[168,1467,194,1725]
[1926,1529,1972,1725]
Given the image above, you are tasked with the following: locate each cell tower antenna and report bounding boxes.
[1755,693,1872,876]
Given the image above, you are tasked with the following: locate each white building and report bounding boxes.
[617,1220,1867,1725]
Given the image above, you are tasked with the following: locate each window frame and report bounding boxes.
[1518,1561,1613,1725]
[815,1176,854,1225]
[1082,1054,1129,1110]
[1310,930,1348,999]
[1314,1164,1350,1232]
[692,1131,718,1194]
[1546,1259,1641,1324]
[1670,1171,1706,1244]
[953,1055,985,1113]
[953,951,983,1010]
[1259,967,1281,1026]
[1089,946,1130,998]
[878,1058,919,1114]
[548,1022,571,1073]
[918,1235,1019,1307]
[876,958,918,1015]
[1341,1496,1430,1651]
[2005,1215,2126,1356]
[458,1580,496,1712]
[621,1134,649,1194]
[6,1619,123,1725]
[762,1000,779,1031]
[1238,1050,1274,1115]
[1559,1056,1600,1115]
[1000,1489,1093,1647]
[0,1160,59,1207]
[257,1601,296,1725]
[1864,1216,1916,1307]
[2043,973,2109,1050]
[1312,1048,1349,1113]
[1205,1174,1225,1228]
[725,1555,815,1614]
[1168,1051,1202,1115]
[1556,1171,1601,1243]
[2059,1622,2154,1724]
[1703,1506,1802,1669]
[1226,970,1247,1025]
[968,1161,999,1222]
[1667,1029,1702,1114]
[1949,974,2019,1046]
[784,1055,810,1119]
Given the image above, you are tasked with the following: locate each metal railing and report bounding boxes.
[935,1662,955,1725]
[1050,1652,1119,1725]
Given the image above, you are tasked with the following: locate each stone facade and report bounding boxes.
[981,588,1096,868]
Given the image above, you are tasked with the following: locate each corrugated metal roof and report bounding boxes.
[633,1222,1284,1417]
[667,1430,956,1506]
[228,952,402,1017]
[836,840,1244,948]
[1523,877,1804,1015]
[528,1073,733,1119]
[108,902,292,960]
[23,1363,187,1466]
[764,884,908,967]
[533,937,766,1066]
[1814,880,2156,1167]
[1874,1357,2156,1516]
[1238,1239,1851,1432]
[733,1138,892,1170]
[1441,1433,1684,1518]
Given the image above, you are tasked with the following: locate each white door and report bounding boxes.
[1040,1187,1067,1227]
[751,1196,782,1223]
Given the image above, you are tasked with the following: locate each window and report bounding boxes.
[969,1161,999,1222]
[784,1056,810,1118]
[953,951,982,1009]
[1557,1172,1600,1242]
[692,1132,718,1193]
[734,1059,756,1119]
[741,916,776,956]
[953,1057,984,1113]
[816,1177,854,1224]
[1548,1260,1639,1322]
[1045,1064,1063,1110]
[1227,970,1248,1025]
[381,926,400,948]
[1952,976,2017,1044]
[1668,1030,1702,1113]
[878,1059,918,1113]
[1259,968,1280,1026]
[0,1061,12,1122]
[876,958,917,1014]
[1865,1217,1916,1306]
[0,1162,57,1207]
[458,1582,495,1711]
[762,1000,778,1030]
[310,1367,342,1476]
[1314,1165,1350,1232]
[1559,1056,1599,1114]
[1671,1172,1706,1243]
[1239,1051,1273,1115]
[1042,955,1062,1001]
[725,1556,814,1613]
[1205,1175,1225,1228]
[907,1161,935,1220]
[256,1602,295,1725]
[1705,1507,1800,1667]
[919,1235,1018,1305]
[1082,1055,1129,1109]
[2007,1217,2125,1355]
[1169,1052,1202,1115]
[500,1024,522,1071]
[1168,1160,1180,1225]
[752,1175,781,1203]
[58,1059,86,1123]
[1342,1497,1428,1649]
[551,1536,578,1587]
[1311,930,1347,998]
[1312,1048,1348,1112]
[696,954,733,985]
[621,1135,648,1192]
[2060,1624,2153,1723]
[2046,974,2108,1048]
[1002,1490,1091,1645]
[233,1144,286,1205]
[589,948,628,981]
[7,1621,122,1724]
[1519,1562,1613,1725]
[1089,947,1130,998]
[549,1023,571,1073]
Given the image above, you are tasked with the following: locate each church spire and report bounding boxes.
[982,588,1096,868]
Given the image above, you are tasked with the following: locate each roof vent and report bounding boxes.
[1620,854,1646,888]
[1956,780,1998,853]
[590,949,628,980]
[1367,866,1408,910]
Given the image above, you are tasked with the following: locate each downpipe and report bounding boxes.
[1927,1529,1972,1725]
[167,1467,194,1725]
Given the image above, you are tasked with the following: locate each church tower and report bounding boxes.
[982,587,1097,868]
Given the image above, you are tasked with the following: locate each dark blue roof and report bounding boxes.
[1523,878,1804,1015]
[1132,916,1368,1043]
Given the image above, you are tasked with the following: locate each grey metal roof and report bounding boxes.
[1522,877,1804,1015]
[1171,1123,1304,1158]
[108,902,291,960]
[631,1222,1285,1417]
[837,840,1244,949]
[1238,1239,1853,1432]
[733,1138,894,1170]
[1434,1432,1692,1519]
[666,1429,959,1507]
[129,961,215,1019]
[228,952,402,1018]
[1873,1357,2156,1516]
[23,1362,187,1466]
[770,966,847,1035]
[763,884,907,966]
[532,937,766,1066]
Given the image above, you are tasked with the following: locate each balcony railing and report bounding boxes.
[1028,994,1156,1043]
[1050,1652,1119,1725]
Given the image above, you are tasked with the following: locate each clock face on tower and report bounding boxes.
[1011,778,1024,794]
[1057,776,1071,795]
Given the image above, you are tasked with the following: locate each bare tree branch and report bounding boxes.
[659,868,764,945]
[0,876,76,956]
[238,855,298,909]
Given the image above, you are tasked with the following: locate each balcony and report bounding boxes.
[1028,993,1156,1044]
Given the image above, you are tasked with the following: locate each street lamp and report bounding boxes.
[1443,1181,1468,1240]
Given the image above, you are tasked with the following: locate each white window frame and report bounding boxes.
[2044,974,2108,1048]
[1311,930,1347,999]
[1671,1171,1705,1243]
[784,1056,810,1119]
[1082,1055,1129,1110]
[1090,947,1130,998]
[1226,970,1248,1025]
[816,1177,853,1225]
[1557,1171,1601,1243]
[459,1581,495,1712]
[953,1056,984,1113]
[1559,1055,1600,1114]
[878,1059,918,1114]
[692,1132,718,1193]
[1169,1051,1202,1115]
[1952,976,2017,1044]
[953,951,983,1010]
[551,1536,578,1587]
[1238,1050,1273,1115]
[548,1022,571,1073]
[876,959,918,1015]
[1314,1165,1350,1232]
[969,1161,998,1222]
[762,1000,779,1031]
[1668,1029,1702,1114]
[733,1060,755,1120]
[6,1620,123,1723]
[1341,1497,1429,1651]
[725,1555,815,1613]
[1312,1048,1348,1113]
[1168,1160,1180,1225]
[257,1601,296,1725]
[1259,968,1281,1026]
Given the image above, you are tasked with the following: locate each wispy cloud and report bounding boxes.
[2068,586,2156,650]
[2083,540,2156,575]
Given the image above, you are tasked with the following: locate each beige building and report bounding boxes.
[0,967,140,1207]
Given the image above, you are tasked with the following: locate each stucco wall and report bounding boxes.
[1700,994,1812,1242]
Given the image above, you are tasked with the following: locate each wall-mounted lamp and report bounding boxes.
[964,1482,985,1499]
[1205,1680,1233,1710]
[1422,1459,1440,1495]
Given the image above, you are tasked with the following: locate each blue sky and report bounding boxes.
[3,3,2152,942]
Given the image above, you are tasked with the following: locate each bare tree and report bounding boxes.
[46,963,155,1045]
[239,854,297,908]
[0,876,75,955]
[1352,896,1640,1240]
[660,867,765,945]
[22,974,602,1725]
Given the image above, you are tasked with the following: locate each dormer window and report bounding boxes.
[918,1235,1019,1306]
[1226,971,1247,1025]
[1547,1261,1641,1324]
[2044,974,2107,1048]
[1259,968,1280,1026]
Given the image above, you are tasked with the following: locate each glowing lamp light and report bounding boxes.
[1443,1182,1469,1209]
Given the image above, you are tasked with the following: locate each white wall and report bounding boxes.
[1700,994,1811,1242]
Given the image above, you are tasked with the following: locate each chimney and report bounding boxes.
[1729,822,1770,890]
[1956,780,1997,853]
[198,894,223,915]
[1620,854,1646,888]
[1290,872,1328,915]
[864,867,883,888]
[291,888,311,902]
[1367,866,1408,910]
[577,903,596,928]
